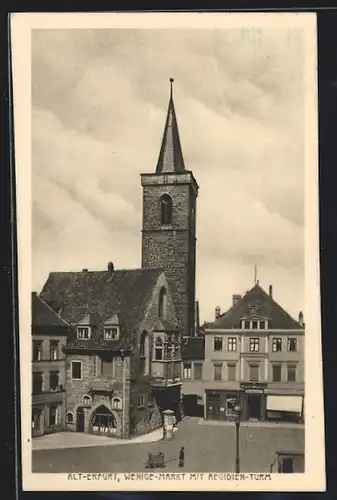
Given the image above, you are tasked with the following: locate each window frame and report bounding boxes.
[103,326,119,340]
[287,338,298,352]
[32,340,42,361]
[213,336,223,352]
[272,364,282,382]
[154,337,164,361]
[249,363,259,382]
[287,364,297,382]
[65,412,74,424]
[183,363,192,380]
[160,193,173,225]
[227,363,237,381]
[272,337,283,352]
[249,337,260,352]
[137,394,147,408]
[32,371,44,394]
[77,327,91,340]
[193,363,203,380]
[213,363,222,381]
[49,370,60,391]
[50,340,59,360]
[228,337,237,352]
[49,403,60,427]
[71,360,82,380]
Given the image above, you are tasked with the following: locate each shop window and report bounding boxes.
[160,194,173,225]
[112,397,122,410]
[50,341,59,360]
[228,337,237,352]
[249,338,260,352]
[33,341,42,361]
[272,338,282,352]
[32,372,43,393]
[213,337,223,351]
[49,370,59,391]
[249,364,259,382]
[287,364,297,382]
[71,361,82,380]
[77,327,91,339]
[272,365,282,382]
[194,363,203,380]
[226,397,238,417]
[213,364,222,381]
[104,327,119,340]
[287,338,297,352]
[227,364,236,381]
[66,412,74,424]
[154,337,163,360]
[49,404,61,426]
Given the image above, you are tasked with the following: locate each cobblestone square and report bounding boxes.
[32,418,304,473]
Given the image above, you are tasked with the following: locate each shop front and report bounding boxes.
[266,394,304,423]
[206,390,241,421]
[240,383,267,421]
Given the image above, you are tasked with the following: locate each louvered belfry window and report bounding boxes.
[160,194,172,225]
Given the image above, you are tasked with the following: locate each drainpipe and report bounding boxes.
[120,349,126,438]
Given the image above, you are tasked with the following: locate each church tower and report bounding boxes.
[141,79,199,336]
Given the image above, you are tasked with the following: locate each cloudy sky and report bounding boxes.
[32,27,306,323]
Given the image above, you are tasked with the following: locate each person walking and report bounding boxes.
[179,446,185,468]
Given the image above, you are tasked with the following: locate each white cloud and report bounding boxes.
[31,27,305,321]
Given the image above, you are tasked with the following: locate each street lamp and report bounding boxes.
[234,403,241,473]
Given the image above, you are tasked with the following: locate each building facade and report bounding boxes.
[141,79,199,337]
[32,292,73,437]
[39,265,183,439]
[181,283,304,423]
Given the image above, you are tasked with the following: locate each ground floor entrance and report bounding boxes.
[247,394,262,419]
[76,407,85,432]
[90,405,117,436]
[205,390,241,421]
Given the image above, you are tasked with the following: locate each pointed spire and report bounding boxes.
[156,78,186,174]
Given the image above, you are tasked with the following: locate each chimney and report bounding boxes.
[298,311,304,327]
[215,306,221,319]
[232,294,241,307]
[269,285,273,297]
[82,268,88,272]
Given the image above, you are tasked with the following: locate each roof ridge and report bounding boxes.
[34,293,72,327]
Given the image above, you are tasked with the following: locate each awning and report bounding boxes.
[267,395,303,413]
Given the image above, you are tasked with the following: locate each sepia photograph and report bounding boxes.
[11,11,324,492]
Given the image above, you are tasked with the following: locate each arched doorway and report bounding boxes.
[76,407,85,432]
[90,405,117,437]
[183,394,204,418]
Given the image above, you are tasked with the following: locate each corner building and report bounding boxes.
[141,80,199,337]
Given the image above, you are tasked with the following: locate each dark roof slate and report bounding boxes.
[182,336,205,360]
[207,283,303,330]
[156,83,186,174]
[39,268,163,352]
[32,292,73,336]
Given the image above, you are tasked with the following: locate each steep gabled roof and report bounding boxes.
[156,79,186,174]
[32,292,73,336]
[207,283,303,330]
[39,268,163,351]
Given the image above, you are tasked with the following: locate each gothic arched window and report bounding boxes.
[158,287,168,320]
[140,330,150,375]
[154,337,163,361]
[160,194,173,225]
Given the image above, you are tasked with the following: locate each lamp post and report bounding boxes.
[234,404,241,473]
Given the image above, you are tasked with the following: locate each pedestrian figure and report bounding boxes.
[179,446,185,467]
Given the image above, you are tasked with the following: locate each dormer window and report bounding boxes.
[77,327,91,339]
[241,319,269,330]
[104,327,119,340]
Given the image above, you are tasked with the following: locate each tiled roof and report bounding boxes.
[32,292,73,336]
[156,81,186,174]
[207,283,303,330]
[39,268,163,352]
[182,336,205,360]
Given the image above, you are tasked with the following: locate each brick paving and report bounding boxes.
[32,417,304,473]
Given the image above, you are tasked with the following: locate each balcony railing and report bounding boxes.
[150,377,182,388]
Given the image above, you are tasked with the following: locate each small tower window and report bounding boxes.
[160,194,173,225]
[158,287,168,320]
[154,337,163,360]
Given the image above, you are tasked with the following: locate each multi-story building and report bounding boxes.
[198,282,304,422]
[39,265,183,439]
[32,292,73,437]
[181,336,205,417]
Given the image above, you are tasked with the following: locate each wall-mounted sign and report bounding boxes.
[245,388,264,394]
